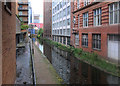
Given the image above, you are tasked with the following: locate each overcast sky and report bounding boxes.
[31,0,43,23]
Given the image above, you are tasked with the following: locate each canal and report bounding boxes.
[34,38,120,84]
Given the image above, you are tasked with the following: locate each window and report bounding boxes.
[60,29,62,34]
[4,0,12,15]
[75,34,79,45]
[82,34,88,47]
[63,9,66,17]
[84,0,90,6]
[67,29,70,35]
[78,15,80,28]
[77,0,80,9]
[108,34,120,41]
[60,2,62,8]
[67,37,70,45]
[19,17,23,21]
[55,36,56,41]
[19,11,22,15]
[109,2,120,24]
[67,19,70,25]
[83,12,88,27]
[60,37,62,43]
[92,34,101,50]
[94,8,101,26]
[67,6,70,15]
[63,29,65,35]
[53,36,54,40]
[57,37,59,42]
[63,37,66,44]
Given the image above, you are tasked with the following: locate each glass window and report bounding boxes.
[83,12,88,27]
[84,0,90,6]
[94,8,101,26]
[92,34,101,50]
[82,34,88,47]
[109,2,120,24]
[78,15,80,28]
[67,37,70,45]
[77,0,80,9]
[75,34,79,45]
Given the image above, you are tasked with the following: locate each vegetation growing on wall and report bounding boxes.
[39,38,120,77]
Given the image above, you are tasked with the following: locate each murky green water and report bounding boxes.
[34,39,120,85]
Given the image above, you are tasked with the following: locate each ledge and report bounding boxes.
[72,2,100,14]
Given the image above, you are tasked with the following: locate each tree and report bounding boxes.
[37,28,43,38]
[21,25,29,30]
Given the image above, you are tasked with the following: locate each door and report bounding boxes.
[108,35,119,60]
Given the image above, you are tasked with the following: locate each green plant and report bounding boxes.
[37,28,43,38]
[21,25,29,30]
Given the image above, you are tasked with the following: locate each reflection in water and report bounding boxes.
[35,39,120,84]
[52,46,70,84]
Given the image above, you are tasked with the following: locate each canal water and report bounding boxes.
[34,39,120,84]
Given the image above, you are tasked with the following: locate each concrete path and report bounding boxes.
[16,43,33,84]
[33,44,62,84]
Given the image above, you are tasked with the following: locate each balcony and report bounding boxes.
[23,20,28,23]
[18,7,28,11]
[19,14,28,17]
[18,2,28,5]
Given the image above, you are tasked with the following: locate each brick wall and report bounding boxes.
[0,1,2,86]
[2,2,16,84]
[43,1,52,39]
[71,2,119,59]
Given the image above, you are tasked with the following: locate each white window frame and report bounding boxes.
[82,34,88,47]
[109,2,120,24]
[78,15,80,28]
[77,0,80,9]
[92,34,101,50]
[94,8,102,26]
[84,0,90,6]
[75,34,79,45]
[83,12,88,27]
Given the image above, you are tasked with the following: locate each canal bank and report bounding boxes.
[40,38,120,77]
[34,38,120,84]
[16,42,33,84]
[33,42,63,84]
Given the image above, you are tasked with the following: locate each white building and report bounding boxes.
[52,0,71,45]
[33,14,40,23]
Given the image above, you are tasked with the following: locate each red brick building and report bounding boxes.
[18,0,29,25]
[43,0,52,39]
[0,1,16,85]
[71,0,120,63]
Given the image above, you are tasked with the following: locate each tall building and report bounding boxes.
[18,0,29,25]
[0,1,16,84]
[52,0,72,45]
[43,0,52,39]
[71,0,120,63]
[33,14,40,23]
[28,0,33,24]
